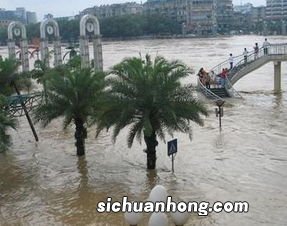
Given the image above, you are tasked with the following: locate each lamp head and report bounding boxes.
[148,212,168,226]
[216,99,225,107]
[124,211,143,225]
[148,185,168,203]
[170,211,190,225]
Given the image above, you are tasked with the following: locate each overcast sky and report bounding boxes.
[1,0,266,20]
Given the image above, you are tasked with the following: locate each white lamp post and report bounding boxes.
[170,211,190,226]
[124,211,143,226]
[124,185,190,225]
[148,212,168,226]
[148,185,168,203]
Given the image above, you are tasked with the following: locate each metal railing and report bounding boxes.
[197,78,224,102]
[225,76,242,98]
[207,43,287,98]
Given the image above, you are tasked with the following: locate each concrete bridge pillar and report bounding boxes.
[274,61,282,93]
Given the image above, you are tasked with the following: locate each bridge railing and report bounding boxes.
[197,78,224,102]
[211,43,287,77]
[228,47,264,77]
[229,43,287,81]
[268,43,287,55]
[225,76,243,98]
[200,43,287,98]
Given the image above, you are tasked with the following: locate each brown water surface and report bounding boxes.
[0,35,287,226]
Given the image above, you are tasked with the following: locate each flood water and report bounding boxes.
[0,35,287,226]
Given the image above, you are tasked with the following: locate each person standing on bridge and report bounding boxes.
[243,48,248,64]
[263,38,270,55]
[254,43,259,60]
[220,68,228,87]
[229,53,234,69]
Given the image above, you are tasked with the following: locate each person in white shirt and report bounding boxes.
[254,43,259,59]
[263,38,270,55]
[243,48,248,64]
[229,53,234,69]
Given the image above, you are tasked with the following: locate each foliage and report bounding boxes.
[0,95,17,152]
[57,19,80,43]
[0,58,20,96]
[66,55,81,69]
[100,14,181,37]
[96,54,208,149]
[0,58,32,95]
[26,23,41,41]
[33,65,106,155]
[0,14,181,45]
[0,28,7,45]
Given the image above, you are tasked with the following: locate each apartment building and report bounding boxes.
[145,0,217,35]
[251,6,266,24]
[80,2,143,19]
[216,0,233,33]
[266,0,287,20]
[0,7,37,26]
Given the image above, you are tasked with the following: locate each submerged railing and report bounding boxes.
[197,78,224,102]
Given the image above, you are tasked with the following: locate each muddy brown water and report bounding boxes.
[0,35,287,226]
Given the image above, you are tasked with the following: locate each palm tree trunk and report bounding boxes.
[74,117,87,156]
[144,131,158,170]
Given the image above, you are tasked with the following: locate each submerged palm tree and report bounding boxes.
[0,58,31,151]
[96,54,208,170]
[33,67,106,156]
[0,95,17,151]
[0,58,32,95]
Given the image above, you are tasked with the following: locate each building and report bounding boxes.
[251,6,266,24]
[216,0,233,33]
[0,7,37,25]
[188,0,217,35]
[266,0,287,20]
[80,0,240,35]
[234,3,253,14]
[0,19,12,28]
[26,11,37,24]
[144,0,217,35]
[14,7,26,23]
[144,0,178,22]
[80,2,143,19]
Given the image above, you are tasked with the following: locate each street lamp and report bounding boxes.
[124,211,143,226]
[215,99,225,131]
[148,185,168,203]
[170,211,190,226]
[148,212,169,226]
[124,185,190,226]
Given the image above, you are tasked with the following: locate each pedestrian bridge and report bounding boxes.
[198,43,287,101]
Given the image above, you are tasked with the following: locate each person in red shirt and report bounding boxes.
[220,68,228,87]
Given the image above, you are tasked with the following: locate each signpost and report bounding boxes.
[167,139,177,173]
[215,100,225,131]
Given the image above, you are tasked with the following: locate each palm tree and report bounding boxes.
[0,95,17,151]
[0,58,32,95]
[96,54,208,170]
[33,67,106,156]
[0,58,20,95]
[0,58,31,150]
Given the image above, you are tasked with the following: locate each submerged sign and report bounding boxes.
[167,139,177,156]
